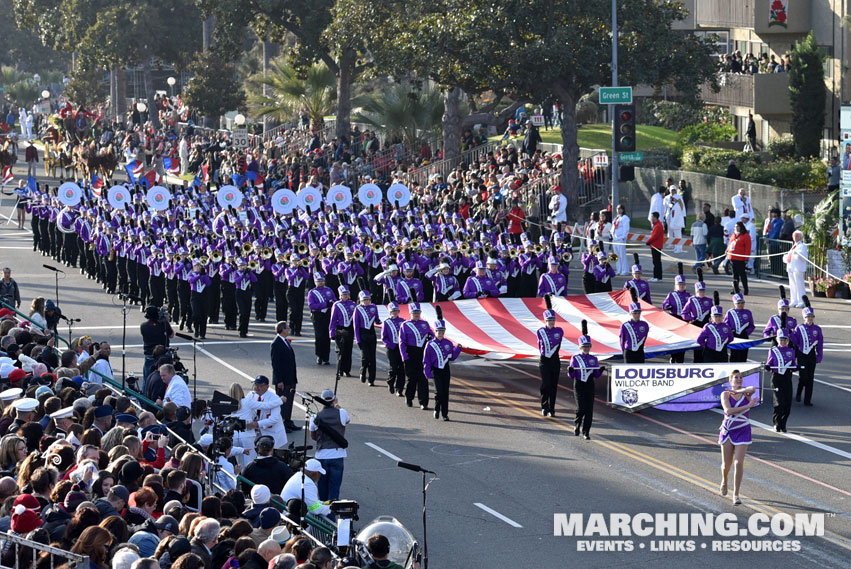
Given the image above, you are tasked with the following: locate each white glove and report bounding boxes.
[499,285,508,295]
[449,291,462,300]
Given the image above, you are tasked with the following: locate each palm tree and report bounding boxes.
[354,82,444,149]
[246,59,337,128]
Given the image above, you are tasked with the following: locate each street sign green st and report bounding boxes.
[599,86,633,104]
[619,152,643,162]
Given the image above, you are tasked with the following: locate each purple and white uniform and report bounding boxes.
[718,394,753,446]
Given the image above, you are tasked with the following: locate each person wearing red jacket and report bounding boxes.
[727,221,751,295]
[507,199,526,245]
[647,212,665,281]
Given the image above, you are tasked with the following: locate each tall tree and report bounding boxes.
[182,50,245,125]
[335,0,715,220]
[788,32,826,158]
[197,0,369,139]
[246,59,337,128]
[14,0,201,126]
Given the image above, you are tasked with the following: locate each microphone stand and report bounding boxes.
[396,462,435,569]
[120,294,129,389]
[296,392,316,529]
[43,264,63,314]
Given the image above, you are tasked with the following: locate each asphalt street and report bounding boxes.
[1,161,850,567]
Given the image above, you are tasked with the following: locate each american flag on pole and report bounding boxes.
[375,290,762,360]
[163,157,180,176]
[91,174,104,196]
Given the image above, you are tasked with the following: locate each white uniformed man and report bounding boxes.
[243,375,287,449]
[610,204,630,275]
[784,230,808,308]
[281,458,331,516]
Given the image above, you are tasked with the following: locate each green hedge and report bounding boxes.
[680,147,825,190]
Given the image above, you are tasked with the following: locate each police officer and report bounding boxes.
[354,290,380,386]
[307,273,336,365]
[765,327,796,432]
[536,304,563,417]
[399,303,433,409]
[568,323,605,440]
[423,310,462,421]
[329,285,356,378]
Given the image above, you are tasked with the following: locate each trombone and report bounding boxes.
[371,242,383,253]
[562,251,574,263]
[608,252,618,263]
[460,242,470,253]
[248,259,260,270]
[410,239,421,249]
[433,243,442,252]
[210,251,223,263]
[242,242,254,255]
[353,250,363,261]
[336,242,345,252]
[533,244,544,254]
[298,243,308,255]
[261,247,274,260]
[300,258,310,267]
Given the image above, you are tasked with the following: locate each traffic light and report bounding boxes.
[619,165,635,182]
[614,104,636,152]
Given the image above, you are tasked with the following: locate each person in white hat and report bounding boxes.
[280,458,331,516]
[9,398,39,435]
[0,388,22,411]
[49,406,75,437]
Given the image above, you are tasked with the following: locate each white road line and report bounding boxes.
[365,442,403,462]
[119,339,314,349]
[0,246,33,249]
[815,378,851,394]
[709,408,851,461]
[473,503,523,528]
[74,323,280,331]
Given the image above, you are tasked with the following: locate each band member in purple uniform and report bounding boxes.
[536,295,564,417]
[725,283,754,362]
[399,303,433,409]
[623,253,652,304]
[381,302,406,396]
[791,296,823,406]
[619,289,648,363]
[662,263,690,363]
[568,320,606,440]
[423,306,462,421]
[765,322,796,432]
[329,285,356,378]
[697,293,733,363]
[354,290,380,386]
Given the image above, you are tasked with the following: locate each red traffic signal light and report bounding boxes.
[614,104,636,153]
[620,110,632,122]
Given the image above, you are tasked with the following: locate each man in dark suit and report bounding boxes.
[190,517,218,569]
[272,320,299,432]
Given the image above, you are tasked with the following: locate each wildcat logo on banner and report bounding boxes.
[609,363,761,412]
[769,0,788,28]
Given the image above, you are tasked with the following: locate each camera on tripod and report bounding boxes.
[209,391,243,456]
[330,500,359,520]
[274,442,312,472]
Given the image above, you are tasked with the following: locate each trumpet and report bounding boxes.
[434,243,442,252]
[483,243,492,254]
[562,251,574,263]
[590,243,601,255]
[336,242,345,252]
[372,242,383,253]
[410,239,421,249]
[242,242,254,255]
[248,259,259,270]
[301,258,310,267]
[284,252,293,263]
[460,242,470,252]
[261,247,273,260]
[155,252,164,259]
[395,244,405,253]
[608,252,618,263]
[353,250,363,261]
[210,251,223,263]
[200,255,210,266]
[509,248,519,258]
[534,244,544,254]
[298,243,308,255]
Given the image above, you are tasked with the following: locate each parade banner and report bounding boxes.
[609,362,762,413]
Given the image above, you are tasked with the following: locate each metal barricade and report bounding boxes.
[755,236,792,280]
[0,532,88,569]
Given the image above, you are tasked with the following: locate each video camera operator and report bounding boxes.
[141,306,174,382]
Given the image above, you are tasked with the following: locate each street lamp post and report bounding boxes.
[167,76,176,97]
[234,113,246,128]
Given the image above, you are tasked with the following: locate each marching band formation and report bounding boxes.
[20,176,825,431]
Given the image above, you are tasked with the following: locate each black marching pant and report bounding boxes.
[255,270,273,321]
[358,330,377,384]
[574,378,595,435]
[539,354,560,413]
[387,347,405,394]
[221,282,237,329]
[772,371,793,430]
[312,311,331,362]
[702,347,728,363]
[277,382,297,425]
[582,272,596,294]
[404,345,428,406]
[207,275,221,324]
[796,350,817,404]
[190,290,208,338]
[274,281,289,323]
[432,365,451,418]
[104,257,117,293]
[624,348,645,364]
[178,280,192,326]
[287,286,305,335]
[166,278,180,321]
[729,334,749,362]
[149,274,166,308]
[63,232,78,266]
[137,264,150,306]
[334,326,354,375]
[236,288,252,336]
[670,351,685,364]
